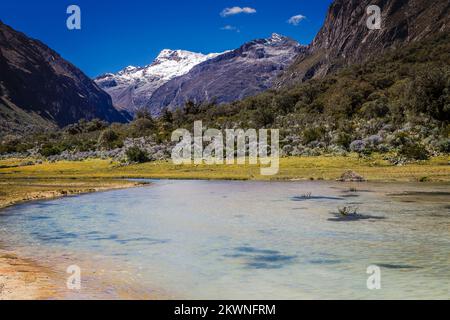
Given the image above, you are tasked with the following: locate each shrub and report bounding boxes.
[161,108,173,123]
[438,139,450,153]
[253,106,276,128]
[273,94,297,114]
[349,140,367,153]
[303,127,325,144]
[40,144,62,157]
[336,132,352,150]
[135,109,153,120]
[126,146,149,163]
[407,67,450,121]
[399,142,429,160]
[131,118,156,132]
[85,119,108,132]
[98,129,119,149]
[361,99,390,118]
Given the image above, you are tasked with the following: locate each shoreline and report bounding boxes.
[0,179,148,210]
[0,179,147,300]
[0,156,449,299]
[0,247,57,300]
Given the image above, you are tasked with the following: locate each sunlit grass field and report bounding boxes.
[0,155,448,209]
[1,155,449,181]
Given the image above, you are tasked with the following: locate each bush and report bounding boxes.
[85,119,108,132]
[336,132,352,150]
[303,127,325,144]
[98,129,119,149]
[253,106,276,128]
[399,142,429,160]
[40,144,62,157]
[131,118,156,132]
[408,67,450,121]
[126,146,149,163]
[135,109,153,120]
[361,99,390,118]
[438,139,450,153]
[349,140,367,153]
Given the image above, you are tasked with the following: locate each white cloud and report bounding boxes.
[221,25,240,33]
[220,7,256,17]
[287,14,306,26]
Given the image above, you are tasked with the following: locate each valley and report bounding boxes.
[0,0,449,301]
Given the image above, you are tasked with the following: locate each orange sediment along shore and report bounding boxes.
[0,178,147,300]
[0,248,56,300]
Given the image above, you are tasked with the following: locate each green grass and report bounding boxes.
[1,155,449,181]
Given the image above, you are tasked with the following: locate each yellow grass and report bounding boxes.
[1,155,449,182]
[1,155,448,209]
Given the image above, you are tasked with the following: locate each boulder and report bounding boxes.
[338,170,366,182]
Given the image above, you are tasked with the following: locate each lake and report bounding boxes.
[0,180,449,299]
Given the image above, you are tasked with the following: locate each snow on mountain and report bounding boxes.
[146,34,305,114]
[95,49,224,112]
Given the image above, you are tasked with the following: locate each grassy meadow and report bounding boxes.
[0,155,449,209]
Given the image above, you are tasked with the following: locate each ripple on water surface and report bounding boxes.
[0,180,449,299]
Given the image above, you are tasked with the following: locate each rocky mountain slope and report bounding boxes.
[277,0,450,86]
[147,34,304,114]
[95,50,223,113]
[0,21,127,131]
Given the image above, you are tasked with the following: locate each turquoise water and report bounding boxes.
[0,180,449,299]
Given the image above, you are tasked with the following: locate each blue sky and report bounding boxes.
[0,0,333,77]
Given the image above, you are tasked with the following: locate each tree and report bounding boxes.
[135,109,153,120]
[98,129,119,149]
[161,108,173,123]
[126,146,149,163]
[409,67,450,121]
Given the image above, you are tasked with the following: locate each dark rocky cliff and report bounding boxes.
[0,21,127,129]
[277,0,450,86]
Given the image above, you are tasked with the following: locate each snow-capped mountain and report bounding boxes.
[95,49,223,112]
[146,33,305,114]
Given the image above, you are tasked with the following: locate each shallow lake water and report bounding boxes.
[0,180,449,299]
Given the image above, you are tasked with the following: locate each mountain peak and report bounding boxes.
[118,66,138,75]
[269,33,286,41]
[95,48,225,112]
[156,49,181,61]
[258,33,299,47]
[154,49,205,63]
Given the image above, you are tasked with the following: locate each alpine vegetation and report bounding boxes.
[171,121,280,175]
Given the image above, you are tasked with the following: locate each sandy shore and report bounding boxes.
[0,180,146,300]
[0,248,56,300]
[0,180,146,210]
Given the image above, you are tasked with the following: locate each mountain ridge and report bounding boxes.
[145,33,305,114]
[0,21,127,131]
[276,0,450,86]
[95,49,225,113]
